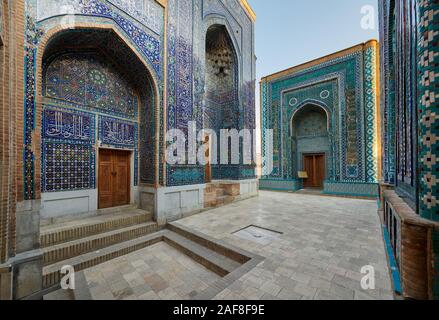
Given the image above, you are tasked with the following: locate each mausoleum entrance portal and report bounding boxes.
[39,29,157,219]
[291,104,330,189]
[204,25,240,180]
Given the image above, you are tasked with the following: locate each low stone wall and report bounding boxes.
[259,179,301,192]
[381,189,439,299]
[141,180,259,226]
[139,184,205,225]
[324,181,379,198]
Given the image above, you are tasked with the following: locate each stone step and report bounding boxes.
[167,223,250,264]
[43,231,166,289]
[42,224,252,292]
[221,184,240,196]
[42,227,243,289]
[205,186,217,193]
[40,209,153,247]
[163,231,241,277]
[205,195,235,208]
[43,288,75,300]
[43,222,159,266]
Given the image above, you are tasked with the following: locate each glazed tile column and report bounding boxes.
[417,0,439,300]
[417,0,439,222]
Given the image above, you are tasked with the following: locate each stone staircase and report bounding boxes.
[165,224,249,278]
[39,206,263,300]
[41,208,159,289]
[39,217,264,300]
[204,182,240,209]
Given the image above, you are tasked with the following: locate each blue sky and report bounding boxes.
[249,0,379,82]
[249,0,379,147]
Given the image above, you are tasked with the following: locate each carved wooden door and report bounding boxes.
[98,149,130,209]
[303,154,325,189]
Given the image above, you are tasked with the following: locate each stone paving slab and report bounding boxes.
[177,191,394,300]
[84,242,222,300]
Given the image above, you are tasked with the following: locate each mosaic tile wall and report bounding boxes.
[24,0,165,199]
[41,53,141,192]
[23,0,256,198]
[379,0,439,298]
[294,109,327,137]
[45,53,139,119]
[380,0,438,220]
[378,0,397,185]
[324,181,379,197]
[41,106,96,192]
[394,0,418,207]
[205,26,241,179]
[417,0,439,221]
[416,0,439,296]
[261,43,380,193]
[166,0,256,186]
[259,179,301,192]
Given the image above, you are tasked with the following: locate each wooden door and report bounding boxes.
[303,154,325,189]
[98,149,131,209]
[303,155,314,189]
[98,149,114,209]
[315,155,325,188]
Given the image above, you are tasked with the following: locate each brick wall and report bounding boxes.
[0,0,11,265]
[1,0,25,265]
[383,190,439,299]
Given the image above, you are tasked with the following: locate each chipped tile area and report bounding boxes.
[83,242,221,300]
[178,191,394,300]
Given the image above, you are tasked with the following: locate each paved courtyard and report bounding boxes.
[54,191,393,300]
[83,242,221,300]
[178,191,393,300]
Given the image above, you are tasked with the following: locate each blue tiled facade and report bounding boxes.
[379,0,439,299]
[22,0,256,198]
[260,42,380,197]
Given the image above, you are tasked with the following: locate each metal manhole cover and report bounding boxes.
[233,225,282,245]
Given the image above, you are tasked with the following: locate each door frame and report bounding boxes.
[302,152,326,189]
[97,148,133,209]
[204,134,213,183]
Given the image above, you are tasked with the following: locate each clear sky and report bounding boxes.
[249,0,379,152]
[250,0,379,82]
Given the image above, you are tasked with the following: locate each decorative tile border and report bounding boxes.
[98,116,137,149]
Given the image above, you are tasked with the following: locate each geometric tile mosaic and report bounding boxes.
[24,0,256,198]
[42,143,95,192]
